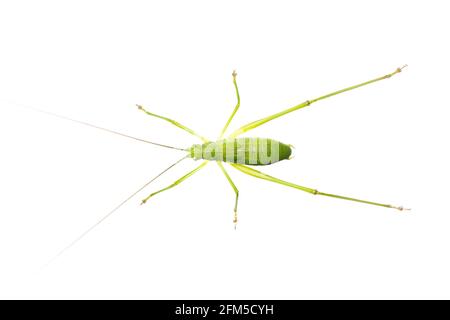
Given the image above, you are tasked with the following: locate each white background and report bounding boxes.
[0,0,449,299]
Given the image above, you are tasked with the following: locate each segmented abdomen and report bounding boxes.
[189,137,292,166]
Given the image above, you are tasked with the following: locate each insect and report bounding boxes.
[32,66,408,261]
[135,67,409,221]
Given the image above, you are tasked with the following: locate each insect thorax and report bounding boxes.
[188,137,292,166]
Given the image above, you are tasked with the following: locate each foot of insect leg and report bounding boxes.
[233,198,239,230]
[388,205,411,211]
[233,187,239,229]
[230,163,409,211]
[140,161,208,205]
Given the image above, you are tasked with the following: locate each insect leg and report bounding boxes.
[230,163,408,211]
[141,161,208,204]
[218,70,241,139]
[217,162,239,228]
[228,66,407,138]
[136,104,209,142]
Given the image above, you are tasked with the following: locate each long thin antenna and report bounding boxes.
[44,154,190,267]
[6,100,187,151]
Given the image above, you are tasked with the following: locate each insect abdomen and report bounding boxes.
[189,137,292,166]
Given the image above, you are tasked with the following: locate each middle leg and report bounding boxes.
[217,161,239,228]
[218,70,241,139]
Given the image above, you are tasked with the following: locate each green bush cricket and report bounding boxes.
[37,66,408,261]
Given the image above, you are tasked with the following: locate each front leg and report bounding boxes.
[137,104,209,142]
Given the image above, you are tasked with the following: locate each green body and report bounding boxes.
[189,137,292,165]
